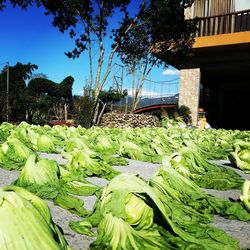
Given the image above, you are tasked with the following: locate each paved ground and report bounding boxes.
[0,155,250,249]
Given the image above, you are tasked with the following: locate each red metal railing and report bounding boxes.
[196,9,250,37]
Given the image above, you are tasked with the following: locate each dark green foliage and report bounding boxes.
[99,88,127,104]
[0,62,73,124]
[26,76,73,123]
[27,78,56,98]
[178,105,191,117]
[0,62,38,122]
[27,76,73,99]
[115,0,197,71]
[53,193,90,217]
[150,0,197,65]
[72,95,95,128]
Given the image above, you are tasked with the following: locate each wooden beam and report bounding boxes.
[193,31,250,48]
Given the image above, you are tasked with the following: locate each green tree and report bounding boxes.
[51,76,74,120]
[150,0,197,62]
[0,62,38,122]
[26,76,73,123]
[0,0,134,125]
[115,0,196,111]
[29,73,48,80]
[26,77,55,123]
[0,0,196,123]
[72,94,95,128]
[178,104,192,124]
[96,87,127,124]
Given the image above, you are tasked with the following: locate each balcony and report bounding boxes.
[196,9,250,37]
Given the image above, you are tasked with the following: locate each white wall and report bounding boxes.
[235,0,250,11]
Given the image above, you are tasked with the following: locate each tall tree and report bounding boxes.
[150,0,196,62]
[27,76,73,122]
[0,0,159,123]
[0,0,196,120]
[114,1,158,111]
[29,73,48,80]
[0,62,38,122]
[0,0,135,124]
[115,0,196,111]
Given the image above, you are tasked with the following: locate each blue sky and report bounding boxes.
[0,2,179,96]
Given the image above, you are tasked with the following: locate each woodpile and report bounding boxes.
[100,112,160,128]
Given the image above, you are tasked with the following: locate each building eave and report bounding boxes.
[193,31,250,48]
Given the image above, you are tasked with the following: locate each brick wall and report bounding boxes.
[179,68,200,125]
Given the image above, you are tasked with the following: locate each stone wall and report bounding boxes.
[179,68,200,125]
[100,112,160,128]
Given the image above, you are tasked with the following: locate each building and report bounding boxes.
[178,0,250,129]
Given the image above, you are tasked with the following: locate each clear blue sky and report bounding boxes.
[0,1,179,96]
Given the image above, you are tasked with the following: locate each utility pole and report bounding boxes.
[1,62,10,122]
[6,62,9,122]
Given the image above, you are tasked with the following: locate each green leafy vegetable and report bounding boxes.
[170,144,243,190]
[62,149,119,180]
[154,157,250,221]
[0,185,71,250]
[76,173,240,249]
[61,180,100,196]
[37,134,56,153]
[15,154,60,186]
[240,180,250,212]
[54,193,90,217]
[0,137,33,170]
[229,141,250,172]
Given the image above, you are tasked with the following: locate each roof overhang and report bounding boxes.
[193,31,250,49]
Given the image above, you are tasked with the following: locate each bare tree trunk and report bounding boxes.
[132,79,144,112]
[96,100,106,125]
[92,100,100,125]
[130,71,136,113]
[53,102,64,120]
[60,103,63,120]
[125,95,128,114]
[64,102,68,121]
[131,71,135,97]
[92,43,119,124]
[95,44,104,97]
[91,16,139,125]
[131,60,157,112]
[87,25,93,91]
[133,85,144,111]
[52,104,59,120]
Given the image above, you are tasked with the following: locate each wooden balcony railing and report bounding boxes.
[196,9,250,37]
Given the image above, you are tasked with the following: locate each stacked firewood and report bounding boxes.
[100,112,160,128]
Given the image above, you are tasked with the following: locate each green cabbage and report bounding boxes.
[37,134,56,153]
[15,154,60,186]
[14,155,60,199]
[119,141,161,163]
[0,138,33,170]
[0,186,71,250]
[229,143,250,172]
[82,173,240,249]
[62,149,119,180]
[240,180,250,212]
[153,157,250,221]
